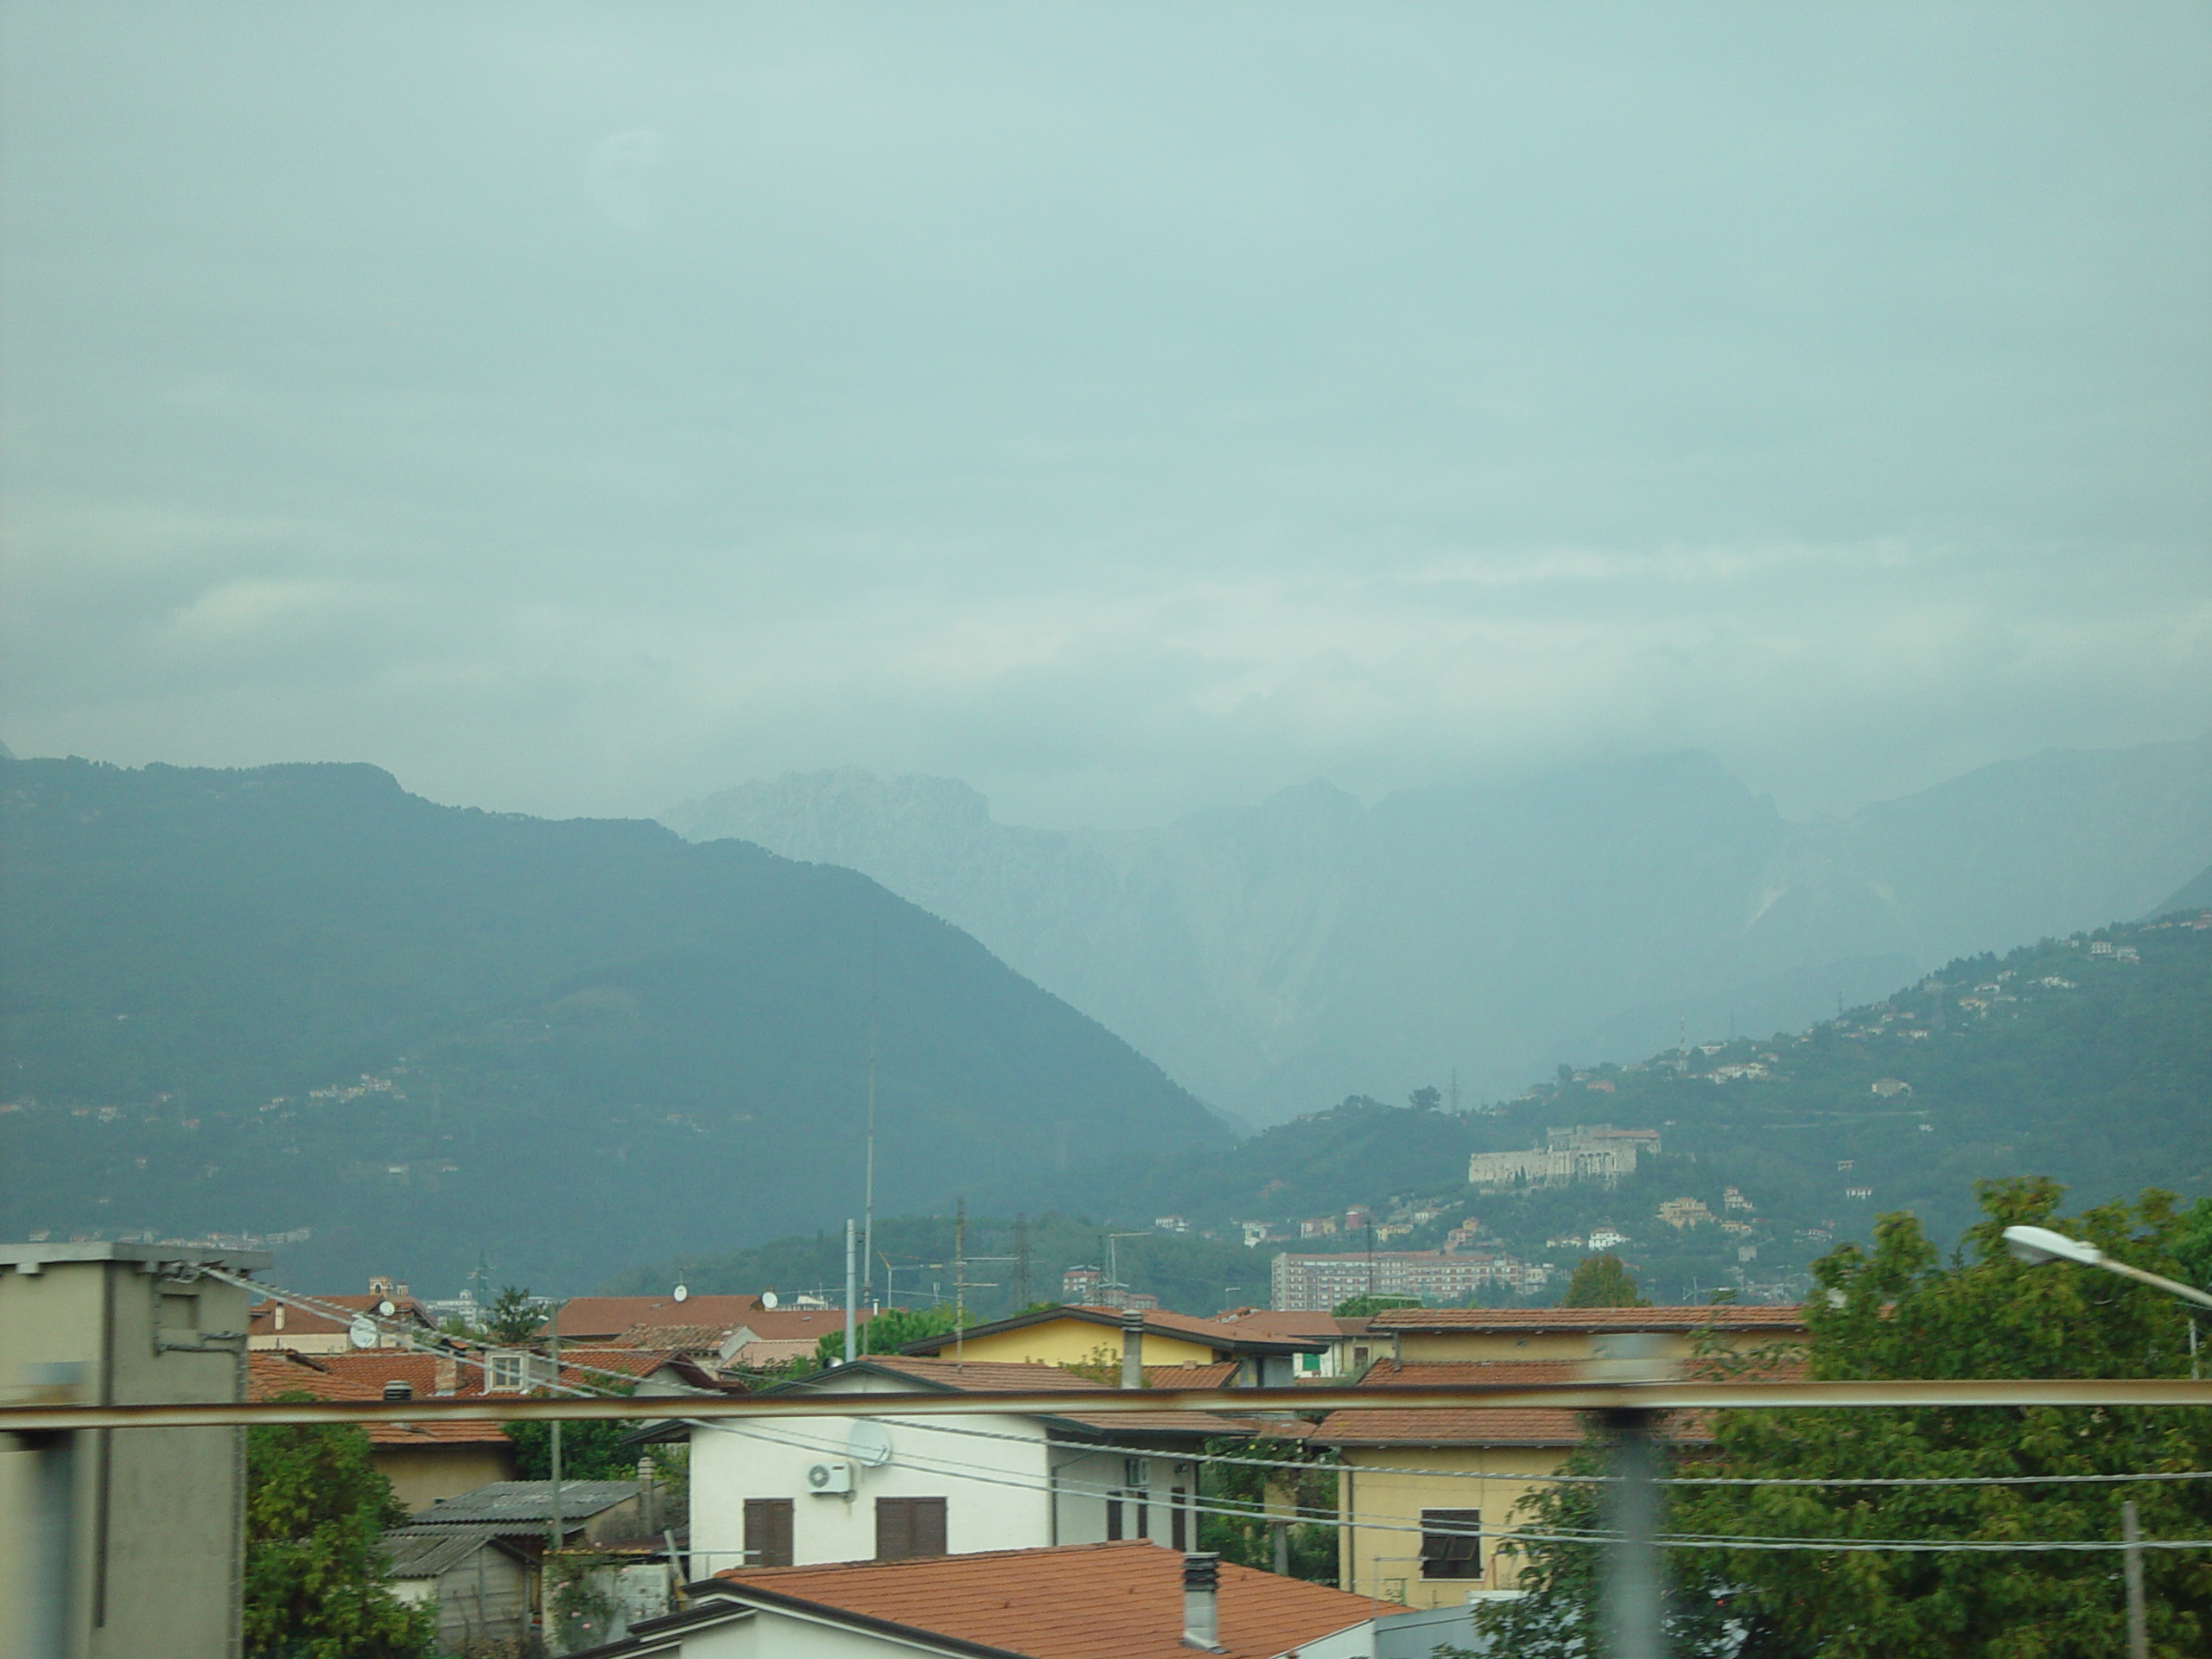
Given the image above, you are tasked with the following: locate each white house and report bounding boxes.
[565,1541,1382,1659]
[663,1357,1262,1576]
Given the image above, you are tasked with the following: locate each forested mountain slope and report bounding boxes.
[1051,907,2212,1300]
[665,735,2212,1124]
[0,757,1224,1287]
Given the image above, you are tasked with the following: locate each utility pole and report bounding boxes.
[953,1201,967,1363]
[548,1297,563,1580]
[2122,1499,2148,1659]
[1600,1408,1662,1659]
[843,1218,858,1366]
[863,925,878,1297]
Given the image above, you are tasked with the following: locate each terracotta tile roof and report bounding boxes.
[1141,1361,1240,1390]
[1370,1304,1806,1333]
[613,1323,738,1354]
[247,1352,512,1446]
[551,1294,764,1340]
[829,1357,1289,1441]
[901,1305,1328,1360]
[1205,1310,1367,1341]
[248,1293,435,1338]
[712,1540,1387,1659]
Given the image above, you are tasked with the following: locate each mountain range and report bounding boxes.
[663,736,2212,1125]
[0,756,1224,1287]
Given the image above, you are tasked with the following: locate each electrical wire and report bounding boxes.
[221,1271,2212,1519]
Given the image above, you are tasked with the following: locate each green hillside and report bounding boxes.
[0,757,1226,1288]
[1025,908,2212,1302]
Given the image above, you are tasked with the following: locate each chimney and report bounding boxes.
[1181,1553,1224,1651]
[433,1352,458,1395]
[1120,1309,1145,1390]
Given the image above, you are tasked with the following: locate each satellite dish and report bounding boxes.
[847,1421,893,1468]
[672,1284,689,1303]
[377,1300,397,1317]
[760,1291,779,1310]
[347,1315,378,1350]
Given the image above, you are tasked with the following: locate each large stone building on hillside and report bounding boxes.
[1466,1123,1659,1189]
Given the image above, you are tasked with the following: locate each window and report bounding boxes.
[1171,1486,1188,1552]
[1135,1494,1149,1539]
[744,1498,793,1568]
[1105,1491,1123,1541]
[875,1497,947,1561]
[1420,1509,1482,1580]
[486,1351,524,1392]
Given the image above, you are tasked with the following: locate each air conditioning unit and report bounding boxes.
[804,1460,854,1495]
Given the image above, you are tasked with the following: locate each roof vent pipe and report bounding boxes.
[1121,1309,1145,1390]
[383,1381,412,1402]
[1181,1552,1224,1651]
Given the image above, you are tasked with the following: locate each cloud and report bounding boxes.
[1,3,2206,826]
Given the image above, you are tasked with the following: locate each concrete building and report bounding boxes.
[1318,1306,1808,1610]
[1465,1124,1659,1190]
[0,1240,268,1659]
[664,1357,1265,1576]
[1268,1250,1546,1313]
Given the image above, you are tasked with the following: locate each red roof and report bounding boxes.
[550,1294,764,1340]
[247,1352,512,1446]
[715,1540,1385,1659]
[1370,1305,1806,1333]
[841,1356,1294,1440]
[248,1293,435,1339]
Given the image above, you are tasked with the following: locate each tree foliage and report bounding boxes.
[1196,1436,1340,1585]
[810,1300,960,1366]
[484,1284,543,1344]
[1561,1252,1649,1307]
[1331,1294,1421,1318]
[1472,1179,2212,1658]
[243,1405,436,1659]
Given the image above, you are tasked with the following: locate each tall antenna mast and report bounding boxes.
[863,924,879,1295]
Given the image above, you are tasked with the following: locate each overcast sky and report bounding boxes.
[3,3,2207,830]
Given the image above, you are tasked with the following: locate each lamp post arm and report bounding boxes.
[2096,1255,2212,1313]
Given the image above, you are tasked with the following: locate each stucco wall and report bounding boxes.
[1338,1445,1567,1610]
[378,1441,519,1515]
[688,1373,1198,1572]
[938,1319,1218,1369]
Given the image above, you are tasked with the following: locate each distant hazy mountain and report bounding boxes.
[0,757,1224,1286]
[2150,861,2212,918]
[664,735,2212,1124]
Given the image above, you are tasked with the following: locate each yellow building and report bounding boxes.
[1319,1306,1806,1610]
[898,1304,1327,1382]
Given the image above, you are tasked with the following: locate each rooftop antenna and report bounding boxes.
[864,924,879,1295]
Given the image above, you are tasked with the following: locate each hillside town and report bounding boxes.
[200,1253,1812,1653]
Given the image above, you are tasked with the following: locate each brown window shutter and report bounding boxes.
[875,1497,948,1561]
[1171,1487,1188,1552]
[743,1498,794,1568]
[1106,1492,1123,1541]
[914,1497,946,1558]
[1418,1509,1482,1580]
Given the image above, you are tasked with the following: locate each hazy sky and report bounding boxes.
[3,3,2208,830]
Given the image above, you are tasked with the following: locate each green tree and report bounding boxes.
[1331,1294,1421,1318]
[811,1301,961,1367]
[1196,1436,1340,1585]
[485,1284,543,1344]
[1560,1252,1649,1307]
[1464,1433,1742,1658]
[1673,1179,2212,1657]
[243,1403,437,1659]
[1473,1180,2212,1658]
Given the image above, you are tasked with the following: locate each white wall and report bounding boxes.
[687,1372,1198,1572]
